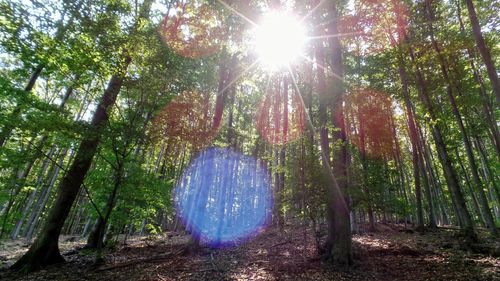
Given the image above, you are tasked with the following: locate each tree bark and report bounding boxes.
[11,63,130,271]
[10,147,57,239]
[323,0,352,267]
[0,65,44,147]
[456,149,485,226]
[407,41,477,241]
[86,163,123,249]
[11,1,153,270]
[424,0,497,236]
[463,0,500,105]
[456,0,500,156]
[25,148,70,241]
[396,51,425,230]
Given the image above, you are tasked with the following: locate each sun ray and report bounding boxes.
[306,31,365,40]
[300,54,327,72]
[299,54,345,83]
[218,58,260,95]
[299,0,329,24]
[264,73,272,93]
[285,65,348,210]
[286,65,310,124]
[215,0,258,28]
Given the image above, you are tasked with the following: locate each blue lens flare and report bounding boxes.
[174,147,273,246]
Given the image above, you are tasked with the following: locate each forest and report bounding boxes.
[0,0,498,280]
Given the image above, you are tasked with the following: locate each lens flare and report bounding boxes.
[174,147,273,246]
[152,91,220,149]
[256,77,306,145]
[340,0,409,55]
[158,1,226,58]
[345,89,394,159]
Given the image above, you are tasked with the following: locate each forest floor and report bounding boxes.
[0,223,499,281]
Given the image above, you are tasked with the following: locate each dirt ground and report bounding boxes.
[0,224,499,280]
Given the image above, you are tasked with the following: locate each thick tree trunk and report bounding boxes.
[327,1,352,267]
[228,90,238,147]
[310,0,352,266]
[11,61,130,271]
[314,36,330,165]
[213,54,229,130]
[213,53,237,132]
[24,148,71,241]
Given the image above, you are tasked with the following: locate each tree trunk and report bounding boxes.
[419,125,452,226]
[456,1,500,156]
[323,1,352,267]
[24,148,69,241]
[456,149,485,225]
[86,163,123,249]
[474,137,500,213]
[463,0,500,104]
[0,139,44,237]
[396,51,425,230]
[11,3,154,270]
[417,135,437,229]
[11,58,131,271]
[0,65,44,147]
[407,41,477,241]
[424,0,497,236]
[10,147,57,239]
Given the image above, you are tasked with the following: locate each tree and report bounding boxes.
[11,1,153,271]
[463,0,500,105]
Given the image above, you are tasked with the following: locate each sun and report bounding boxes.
[253,12,306,70]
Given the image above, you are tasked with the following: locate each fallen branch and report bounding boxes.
[271,240,291,248]
[163,268,216,272]
[96,250,183,271]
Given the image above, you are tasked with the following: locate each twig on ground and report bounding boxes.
[271,240,291,248]
[96,249,183,271]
